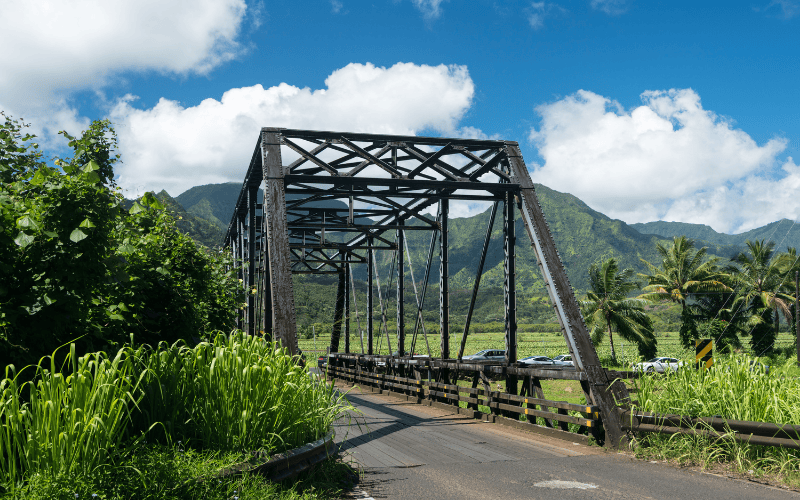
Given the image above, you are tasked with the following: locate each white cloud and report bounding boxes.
[412,0,448,20]
[110,62,475,197]
[528,2,566,30]
[662,158,800,234]
[590,0,628,16]
[0,0,247,139]
[331,0,343,14]
[529,89,790,233]
[756,0,800,19]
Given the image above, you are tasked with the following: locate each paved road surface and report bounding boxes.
[334,386,798,500]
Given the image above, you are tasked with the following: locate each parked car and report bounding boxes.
[518,355,557,367]
[633,357,684,373]
[551,354,574,366]
[462,349,506,361]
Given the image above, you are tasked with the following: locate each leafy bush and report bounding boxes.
[0,114,243,367]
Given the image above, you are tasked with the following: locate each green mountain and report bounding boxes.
[631,219,800,255]
[153,191,225,247]
[123,191,225,248]
[398,183,673,292]
[176,182,241,232]
[167,182,799,294]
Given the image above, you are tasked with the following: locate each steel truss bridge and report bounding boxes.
[224,128,631,446]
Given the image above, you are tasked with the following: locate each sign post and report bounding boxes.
[695,339,713,370]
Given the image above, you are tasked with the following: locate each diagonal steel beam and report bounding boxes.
[457,201,499,361]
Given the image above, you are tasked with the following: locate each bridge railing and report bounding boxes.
[326,353,608,444]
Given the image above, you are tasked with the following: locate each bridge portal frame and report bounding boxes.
[223,127,630,447]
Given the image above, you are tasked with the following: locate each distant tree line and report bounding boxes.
[581,235,800,361]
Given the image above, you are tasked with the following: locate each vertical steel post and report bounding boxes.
[345,257,351,354]
[237,212,246,330]
[349,262,365,353]
[247,185,257,336]
[504,190,518,396]
[262,128,298,354]
[368,238,374,355]
[440,199,450,360]
[397,220,405,356]
[330,270,346,353]
[261,199,272,337]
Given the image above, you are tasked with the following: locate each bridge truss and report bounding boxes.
[224,128,630,446]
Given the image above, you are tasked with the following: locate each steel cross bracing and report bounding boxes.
[223,127,631,447]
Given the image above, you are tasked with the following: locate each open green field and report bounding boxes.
[300,328,797,368]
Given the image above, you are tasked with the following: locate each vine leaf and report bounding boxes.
[14,231,34,248]
[17,215,39,230]
[79,218,96,229]
[70,228,88,243]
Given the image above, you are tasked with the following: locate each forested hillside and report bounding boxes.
[162,182,788,292]
[632,219,800,254]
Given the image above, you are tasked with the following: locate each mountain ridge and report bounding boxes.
[161,182,798,291]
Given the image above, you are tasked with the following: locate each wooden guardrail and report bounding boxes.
[326,363,602,441]
[620,409,800,450]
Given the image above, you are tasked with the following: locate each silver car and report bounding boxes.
[462,349,506,361]
[551,354,574,366]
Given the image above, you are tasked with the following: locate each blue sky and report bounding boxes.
[2,0,799,233]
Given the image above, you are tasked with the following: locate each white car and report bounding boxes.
[462,349,506,361]
[633,357,684,373]
[518,355,557,367]
[551,354,574,366]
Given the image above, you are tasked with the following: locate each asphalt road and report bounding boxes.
[334,385,799,500]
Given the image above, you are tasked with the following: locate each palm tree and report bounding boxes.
[580,258,656,362]
[639,236,730,348]
[727,240,796,354]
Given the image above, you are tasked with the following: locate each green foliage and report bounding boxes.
[630,354,800,479]
[640,236,730,348]
[0,334,353,492]
[727,240,797,354]
[581,258,657,360]
[0,114,243,367]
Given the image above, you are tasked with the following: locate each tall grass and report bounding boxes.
[141,333,348,452]
[0,333,352,488]
[632,354,800,423]
[0,343,147,485]
[630,354,800,479]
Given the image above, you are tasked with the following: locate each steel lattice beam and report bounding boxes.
[222,127,629,448]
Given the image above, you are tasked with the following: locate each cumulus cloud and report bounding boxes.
[110,62,475,196]
[529,89,790,233]
[0,0,247,139]
[590,0,628,16]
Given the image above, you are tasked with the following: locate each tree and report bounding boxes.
[727,240,796,354]
[0,113,244,368]
[580,258,656,361]
[640,236,730,348]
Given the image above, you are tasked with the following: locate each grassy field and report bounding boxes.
[300,329,798,369]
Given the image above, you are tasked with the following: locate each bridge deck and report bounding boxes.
[334,384,798,500]
[334,387,583,469]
